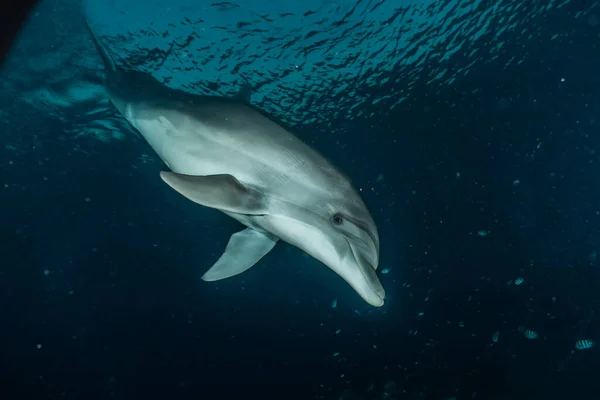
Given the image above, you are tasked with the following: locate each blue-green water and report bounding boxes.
[1,0,599,399]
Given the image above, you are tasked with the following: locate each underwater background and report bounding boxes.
[1,0,600,398]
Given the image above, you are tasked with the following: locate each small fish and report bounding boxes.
[514,277,525,286]
[331,298,337,308]
[524,329,538,339]
[492,330,500,343]
[575,339,596,350]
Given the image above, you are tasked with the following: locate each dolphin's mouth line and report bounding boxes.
[345,238,383,300]
[344,215,378,250]
[347,234,369,252]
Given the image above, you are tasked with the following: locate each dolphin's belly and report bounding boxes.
[128,107,295,194]
[129,102,335,184]
[132,115,257,182]
[126,100,351,209]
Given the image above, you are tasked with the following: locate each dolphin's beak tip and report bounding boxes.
[370,296,384,307]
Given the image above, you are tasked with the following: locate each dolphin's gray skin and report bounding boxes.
[84,16,385,306]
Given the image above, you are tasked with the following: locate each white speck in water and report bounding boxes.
[492,331,500,343]
[524,329,538,339]
[514,277,524,286]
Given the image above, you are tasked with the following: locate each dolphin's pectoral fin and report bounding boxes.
[160,171,268,215]
[201,228,278,281]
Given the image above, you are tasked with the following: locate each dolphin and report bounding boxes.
[83,16,385,307]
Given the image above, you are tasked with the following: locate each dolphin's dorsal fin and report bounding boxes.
[201,228,278,281]
[160,172,268,215]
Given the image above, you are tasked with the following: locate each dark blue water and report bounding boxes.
[1,0,599,399]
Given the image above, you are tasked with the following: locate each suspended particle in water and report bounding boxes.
[477,230,489,237]
[514,277,524,286]
[381,268,390,274]
[524,329,538,339]
[575,339,595,350]
[331,298,337,308]
[492,331,500,343]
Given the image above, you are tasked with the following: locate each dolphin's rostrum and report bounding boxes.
[83,15,386,307]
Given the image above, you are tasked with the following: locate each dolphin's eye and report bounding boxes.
[332,213,344,225]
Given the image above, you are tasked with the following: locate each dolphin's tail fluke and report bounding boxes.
[82,14,117,74]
